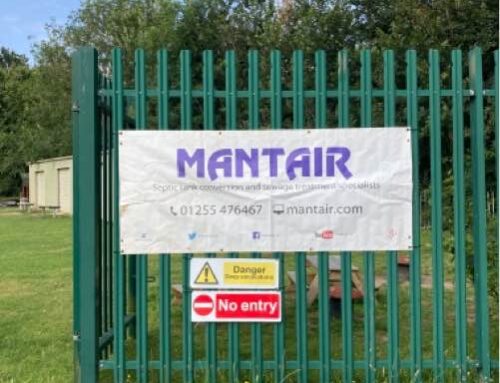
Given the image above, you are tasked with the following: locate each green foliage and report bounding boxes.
[0,44,72,195]
[0,49,31,195]
[29,42,72,159]
[443,218,498,302]
[351,0,499,52]
[483,218,498,301]
[62,0,179,57]
[441,163,498,301]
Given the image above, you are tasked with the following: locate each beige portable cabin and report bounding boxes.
[28,156,73,214]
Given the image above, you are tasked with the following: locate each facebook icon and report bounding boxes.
[252,231,261,240]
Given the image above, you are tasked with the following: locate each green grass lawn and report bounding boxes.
[0,209,73,382]
[0,208,497,382]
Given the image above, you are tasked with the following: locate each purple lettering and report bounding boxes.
[208,149,232,180]
[286,148,310,180]
[262,148,285,177]
[235,149,259,177]
[176,146,352,180]
[326,147,352,179]
[177,149,205,177]
[314,147,322,176]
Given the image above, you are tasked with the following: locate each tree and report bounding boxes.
[29,41,72,160]
[350,0,498,52]
[0,48,31,195]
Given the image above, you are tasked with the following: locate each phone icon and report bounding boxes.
[272,204,284,215]
[170,206,178,216]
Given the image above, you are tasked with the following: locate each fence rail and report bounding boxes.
[73,47,499,382]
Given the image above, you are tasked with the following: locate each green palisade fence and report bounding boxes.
[72,47,499,382]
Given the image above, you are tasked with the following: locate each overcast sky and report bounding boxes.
[0,0,81,63]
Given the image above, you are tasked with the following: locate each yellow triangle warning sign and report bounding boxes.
[194,262,218,285]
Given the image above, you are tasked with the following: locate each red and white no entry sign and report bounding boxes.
[191,291,281,322]
[192,294,214,316]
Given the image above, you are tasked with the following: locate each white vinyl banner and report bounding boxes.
[119,128,412,254]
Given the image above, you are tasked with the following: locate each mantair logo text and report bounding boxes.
[177,147,353,181]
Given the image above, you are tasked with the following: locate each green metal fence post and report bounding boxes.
[383,49,400,383]
[248,49,264,383]
[270,49,286,383]
[225,50,240,383]
[99,74,110,360]
[202,49,218,383]
[315,49,331,383]
[99,75,107,356]
[72,46,100,383]
[429,49,445,383]
[451,49,467,382]
[134,48,149,383]
[406,49,422,383]
[72,49,82,383]
[360,48,376,383]
[157,48,172,383]
[468,47,491,380]
[180,49,194,383]
[292,49,308,383]
[338,49,354,383]
[111,47,126,383]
